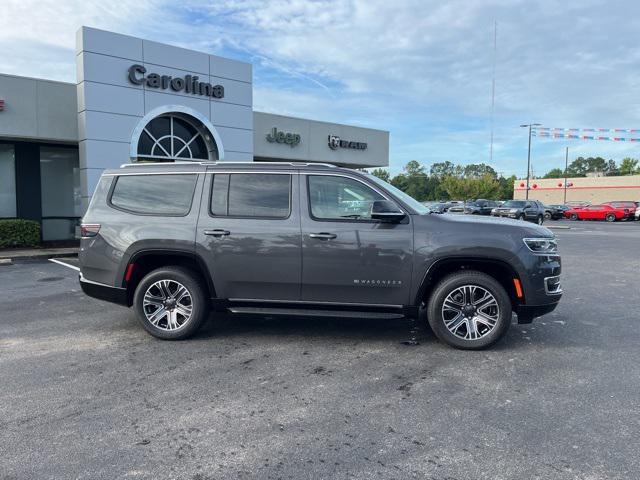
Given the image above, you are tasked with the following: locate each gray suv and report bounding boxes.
[79,162,562,349]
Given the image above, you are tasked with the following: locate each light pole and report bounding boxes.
[563,146,569,204]
[520,123,541,199]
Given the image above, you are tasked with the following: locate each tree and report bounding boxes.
[370,168,390,182]
[605,159,618,176]
[543,168,565,179]
[463,163,498,179]
[440,174,501,200]
[429,161,456,178]
[619,157,639,175]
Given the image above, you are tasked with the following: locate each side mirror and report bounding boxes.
[371,200,406,222]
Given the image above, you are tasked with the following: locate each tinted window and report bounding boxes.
[110,174,197,215]
[308,175,385,220]
[210,174,229,216]
[222,174,290,218]
[502,200,526,208]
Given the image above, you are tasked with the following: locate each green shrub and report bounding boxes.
[0,219,41,248]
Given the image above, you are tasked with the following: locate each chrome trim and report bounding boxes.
[79,272,126,290]
[228,298,404,309]
[523,237,558,254]
[544,275,563,295]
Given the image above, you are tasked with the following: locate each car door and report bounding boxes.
[195,169,302,301]
[299,173,414,306]
[523,202,535,220]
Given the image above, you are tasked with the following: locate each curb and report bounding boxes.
[0,258,12,266]
[0,251,78,261]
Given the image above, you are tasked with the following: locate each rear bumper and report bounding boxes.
[79,273,128,306]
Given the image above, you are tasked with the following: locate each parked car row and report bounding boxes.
[422,198,640,224]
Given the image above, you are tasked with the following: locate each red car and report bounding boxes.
[603,201,636,219]
[564,204,627,222]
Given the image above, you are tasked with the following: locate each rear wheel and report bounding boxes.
[518,213,526,221]
[133,266,209,340]
[426,271,512,350]
[537,215,544,225]
[605,213,616,222]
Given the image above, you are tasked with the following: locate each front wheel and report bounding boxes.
[426,271,512,350]
[544,212,551,220]
[133,266,209,340]
[605,213,616,222]
[570,213,578,221]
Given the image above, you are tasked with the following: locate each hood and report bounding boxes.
[417,212,554,238]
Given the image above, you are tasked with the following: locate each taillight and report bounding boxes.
[80,223,101,238]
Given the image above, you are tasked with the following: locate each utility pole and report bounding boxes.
[520,123,541,200]
[489,20,497,164]
[563,147,569,204]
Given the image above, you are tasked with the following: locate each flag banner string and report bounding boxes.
[532,132,640,142]
[533,127,640,133]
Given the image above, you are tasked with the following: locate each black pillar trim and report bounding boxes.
[14,142,42,224]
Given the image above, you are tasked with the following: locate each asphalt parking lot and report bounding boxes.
[1,220,639,480]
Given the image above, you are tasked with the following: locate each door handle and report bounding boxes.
[204,229,231,237]
[309,232,337,240]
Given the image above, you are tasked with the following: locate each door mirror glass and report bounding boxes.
[371,200,406,222]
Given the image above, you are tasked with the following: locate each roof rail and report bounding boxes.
[120,161,336,168]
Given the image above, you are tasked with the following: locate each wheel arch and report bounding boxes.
[415,257,523,309]
[122,249,215,306]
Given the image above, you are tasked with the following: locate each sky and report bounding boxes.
[2,0,639,177]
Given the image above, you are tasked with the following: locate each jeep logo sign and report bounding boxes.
[127,64,224,99]
[328,135,367,150]
[266,127,301,147]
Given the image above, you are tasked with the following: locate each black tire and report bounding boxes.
[518,213,526,221]
[426,271,512,350]
[537,215,544,225]
[544,212,551,220]
[570,213,578,221]
[133,266,209,340]
[605,213,616,222]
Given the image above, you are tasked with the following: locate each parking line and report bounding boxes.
[48,258,80,272]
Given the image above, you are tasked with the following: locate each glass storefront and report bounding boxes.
[0,144,17,218]
[40,146,81,241]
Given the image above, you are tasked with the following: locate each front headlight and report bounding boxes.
[523,237,558,254]
[491,208,497,214]
[509,208,518,213]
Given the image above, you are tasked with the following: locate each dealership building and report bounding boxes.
[0,27,389,241]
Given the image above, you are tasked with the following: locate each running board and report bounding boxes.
[227,307,405,319]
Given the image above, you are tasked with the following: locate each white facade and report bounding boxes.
[76,27,255,207]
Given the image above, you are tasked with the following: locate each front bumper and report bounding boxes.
[514,251,562,323]
[516,302,560,323]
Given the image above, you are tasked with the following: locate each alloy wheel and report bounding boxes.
[441,285,500,340]
[142,280,193,331]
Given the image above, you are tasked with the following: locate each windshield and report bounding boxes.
[502,200,526,208]
[366,174,431,214]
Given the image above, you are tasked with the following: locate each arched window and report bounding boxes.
[137,114,214,162]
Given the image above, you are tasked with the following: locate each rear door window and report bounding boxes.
[109,174,197,215]
[210,173,291,218]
